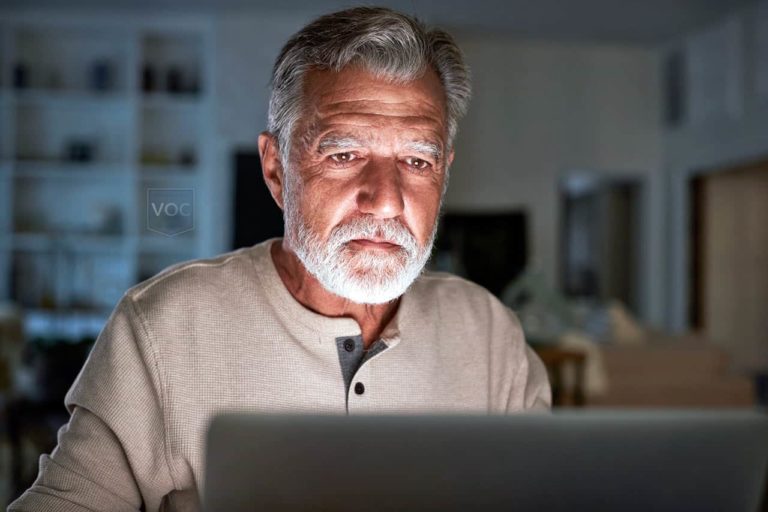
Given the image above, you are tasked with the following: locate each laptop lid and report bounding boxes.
[204,410,768,512]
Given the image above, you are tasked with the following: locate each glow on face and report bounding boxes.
[282,66,451,303]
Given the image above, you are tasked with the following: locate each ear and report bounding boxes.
[446,148,455,168]
[258,131,286,210]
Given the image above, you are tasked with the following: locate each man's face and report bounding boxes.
[277,65,453,304]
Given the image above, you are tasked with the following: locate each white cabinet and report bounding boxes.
[0,12,214,339]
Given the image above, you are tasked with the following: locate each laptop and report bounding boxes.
[204,410,768,512]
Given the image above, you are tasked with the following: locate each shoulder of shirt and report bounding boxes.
[122,244,261,304]
[412,270,496,299]
[411,270,518,321]
[407,271,526,349]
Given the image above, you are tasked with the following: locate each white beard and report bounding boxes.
[282,173,438,304]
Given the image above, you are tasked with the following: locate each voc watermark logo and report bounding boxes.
[146,188,194,236]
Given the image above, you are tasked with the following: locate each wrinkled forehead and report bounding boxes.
[297,65,449,143]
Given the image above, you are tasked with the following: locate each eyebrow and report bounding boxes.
[317,135,443,162]
[403,140,443,162]
[317,135,365,153]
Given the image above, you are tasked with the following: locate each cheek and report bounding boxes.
[297,176,357,233]
[405,186,442,240]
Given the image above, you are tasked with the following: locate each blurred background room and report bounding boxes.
[1,0,767,506]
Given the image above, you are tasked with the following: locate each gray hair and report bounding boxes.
[267,6,472,165]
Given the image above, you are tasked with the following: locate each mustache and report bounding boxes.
[329,217,418,252]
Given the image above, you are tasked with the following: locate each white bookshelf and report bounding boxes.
[0,12,215,339]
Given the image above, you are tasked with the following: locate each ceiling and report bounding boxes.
[2,0,755,45]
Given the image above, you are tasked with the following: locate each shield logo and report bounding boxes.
[146,188,194,236]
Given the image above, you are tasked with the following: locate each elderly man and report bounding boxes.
[10,6,550,512]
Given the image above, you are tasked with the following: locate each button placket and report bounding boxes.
[348,361,373,414]
[336,334,365,411]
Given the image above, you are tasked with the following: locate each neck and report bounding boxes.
[270,239,400,348]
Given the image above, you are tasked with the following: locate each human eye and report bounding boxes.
[327,152,359,166]
[402,156,433,174]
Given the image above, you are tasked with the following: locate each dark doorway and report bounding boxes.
[232,150,284,249]
[559,172,644,315]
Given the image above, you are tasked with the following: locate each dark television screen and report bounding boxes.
[433,211,528,298]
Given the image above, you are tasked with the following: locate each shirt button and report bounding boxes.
[344,339,355,352]
[354,382,365,395]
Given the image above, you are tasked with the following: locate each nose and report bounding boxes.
[356,158,405,219]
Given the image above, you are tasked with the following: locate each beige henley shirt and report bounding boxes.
[9,238,551,512]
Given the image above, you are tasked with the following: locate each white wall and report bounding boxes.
[446,36,663,324]
[209,12,309,255]
[665,0,768,332]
